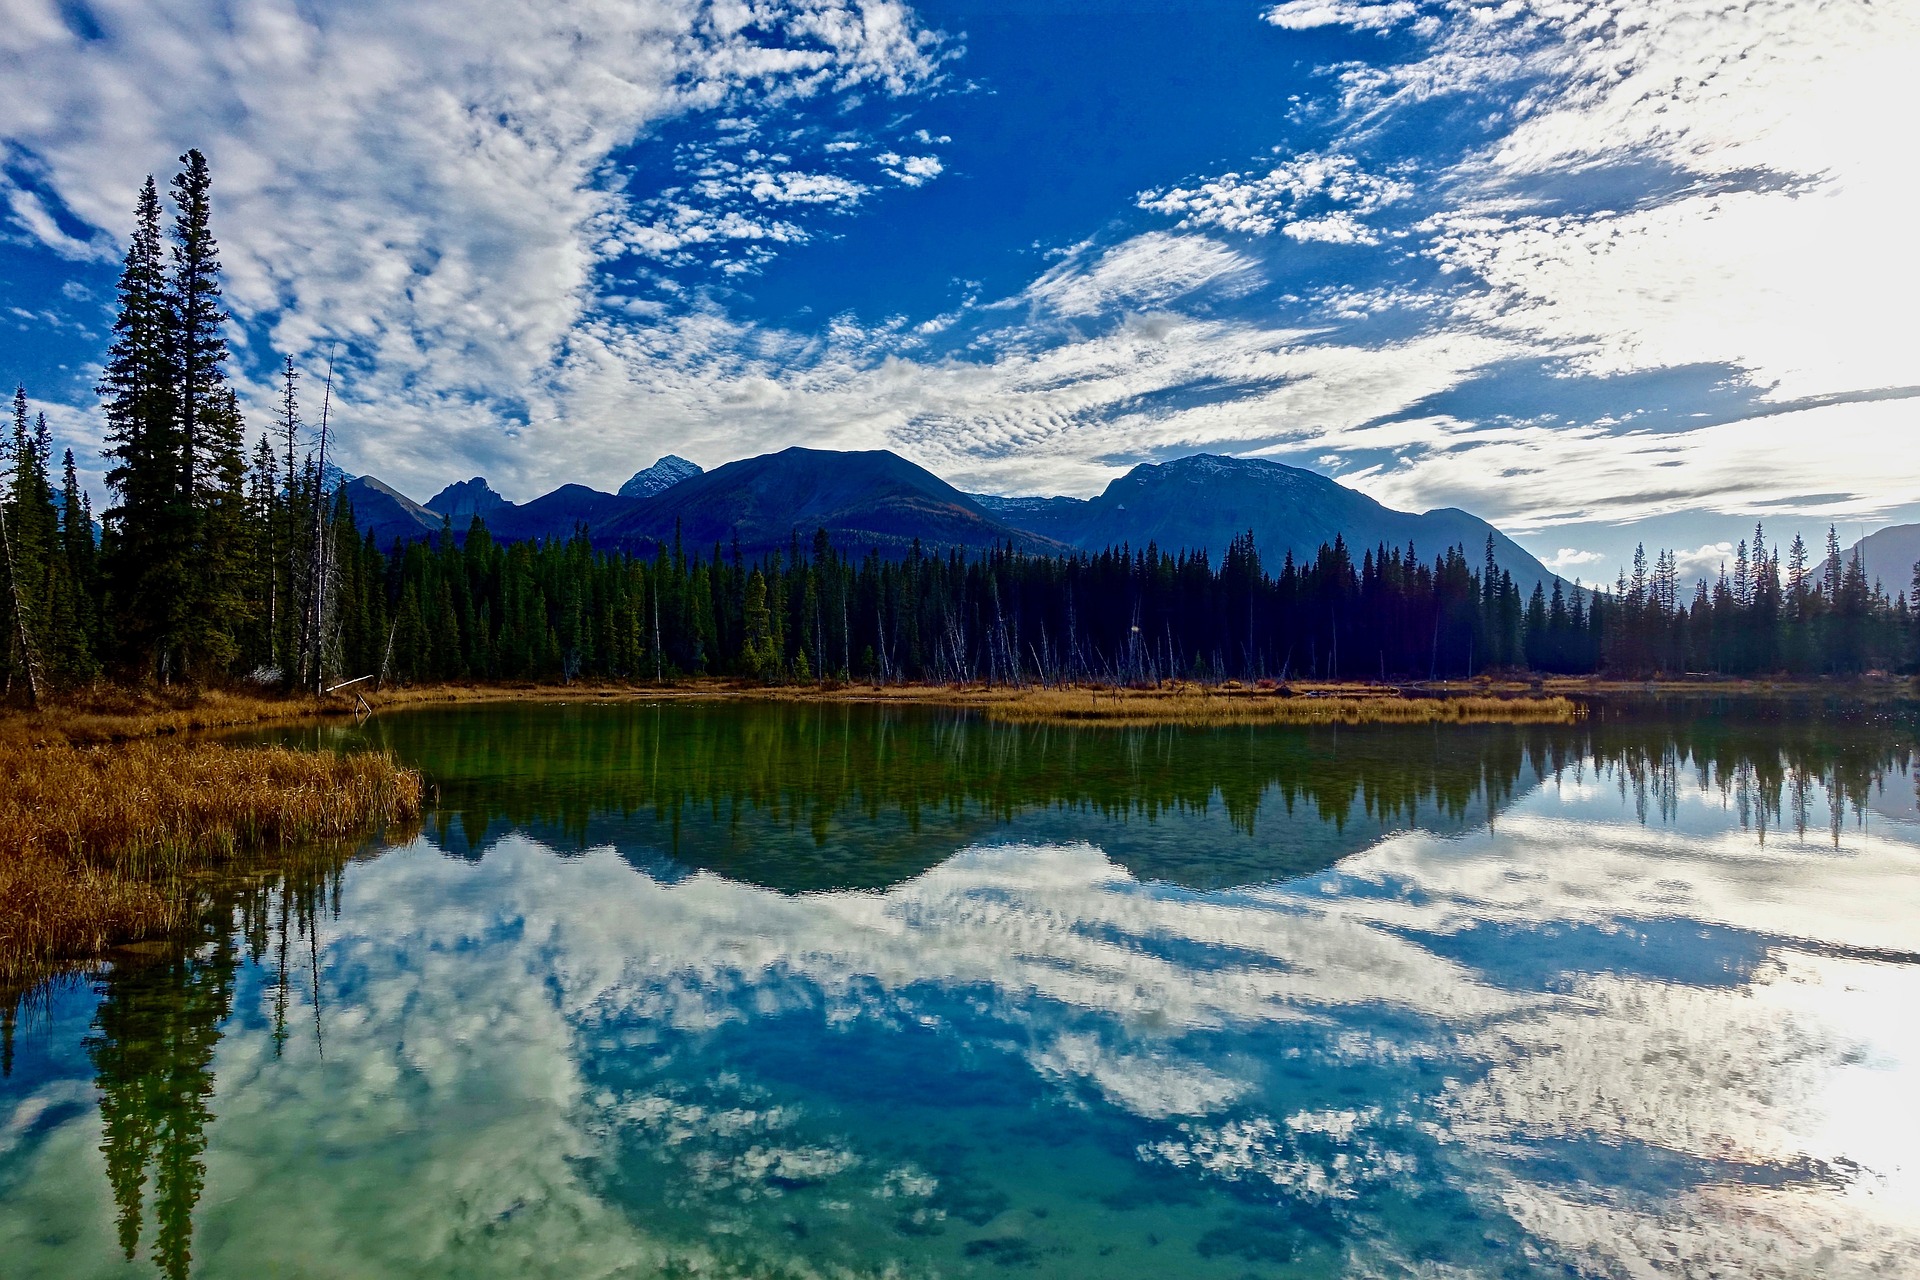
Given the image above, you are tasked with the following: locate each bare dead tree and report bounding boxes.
[652,582,664,684]
[0,503,44,706]
[300,345,339,695]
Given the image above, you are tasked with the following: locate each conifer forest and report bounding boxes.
[3,154,1914,698]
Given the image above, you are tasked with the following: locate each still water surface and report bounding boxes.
[3,700,1919,1277]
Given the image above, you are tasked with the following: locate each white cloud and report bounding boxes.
[1340,396,1920,534]
[1544,547,1602,571]
[1138,151,1409,240]
[0,0,944,488]
[1282,211,1377,244]
[0,183,112,262]
[873,151,943,186]
[1263,1,1420,34]
[1023,233,1262,320]
[1408,0,1920,400]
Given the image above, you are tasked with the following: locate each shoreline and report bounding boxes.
[3,672,1910,984]
[2,672,1910,746]
[1,694,424,988]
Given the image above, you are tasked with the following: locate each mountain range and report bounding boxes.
[344,448,1558,589]
[968,455,1551,586]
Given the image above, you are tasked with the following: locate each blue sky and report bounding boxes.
[2,0,1917,584]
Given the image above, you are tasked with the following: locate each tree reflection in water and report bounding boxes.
[72,857,347,1279]
[4,697,1914,1277]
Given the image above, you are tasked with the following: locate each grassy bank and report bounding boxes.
[337,674,1900,722]
[744,681,1585,726]
[0,704,422,985]
[295,676,1588,726]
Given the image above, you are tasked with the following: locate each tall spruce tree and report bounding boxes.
[1,388,53,700]
[98,153,249,681]
[99,175,185,678]
[187,383,252,672]
[168,151,225,517]
[168,150,249,674]
[56,448,100,679]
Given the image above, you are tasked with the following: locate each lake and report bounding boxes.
[3,698,1918,1277]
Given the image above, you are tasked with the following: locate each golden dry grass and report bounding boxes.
[317,675,1586,726]
[2,686,353,746]
[746,681,1584,727]
[0,727,421,985]
[982,688,1581,727]
[0,682,626,748]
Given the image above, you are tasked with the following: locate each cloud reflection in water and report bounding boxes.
[2,707,1917,1277]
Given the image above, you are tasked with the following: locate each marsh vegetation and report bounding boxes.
[0,698,420,984]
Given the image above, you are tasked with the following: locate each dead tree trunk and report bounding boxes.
[0,504,44,706]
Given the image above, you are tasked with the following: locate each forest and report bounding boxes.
[3,152,1916,698]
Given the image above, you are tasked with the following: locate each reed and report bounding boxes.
[0,734,422,984]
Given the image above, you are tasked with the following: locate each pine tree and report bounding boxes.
[99,175,186,679]
[57,448,100,679]
[1824,526,1844,604]
[166,152,250,676]
[247,434,279,670]
[183,381,252,674]
[274,357,302,677]
[1,389,55,699]
[742,568,778,679]
[1787,533,1810,604]
[168,150,226,515]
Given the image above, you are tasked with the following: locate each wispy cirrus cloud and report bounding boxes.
[1021,233,1263,321]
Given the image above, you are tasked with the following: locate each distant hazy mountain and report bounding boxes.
[618,454,703,498]
[343,475,443,547]
[1850,523,1920,595]
[598,447,1058,557]
[426,477,507,525]
[973,454,1557,590]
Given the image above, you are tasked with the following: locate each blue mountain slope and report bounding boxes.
[483,484,640,543]
[598,447,1060,557]
[1850,523,1920,597]
[975,455,1557,591]
[426,477,508,525]
[343,475,443,548]
[346,450,1553,590]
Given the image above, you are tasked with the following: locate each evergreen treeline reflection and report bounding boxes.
[1,857,349,1280]
[283,699,1920,892]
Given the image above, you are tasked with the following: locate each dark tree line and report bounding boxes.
[4,152,1917,698]
[1,153,342,700]
[313,519,1918,686]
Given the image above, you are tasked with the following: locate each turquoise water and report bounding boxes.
[3,700,1919,1277]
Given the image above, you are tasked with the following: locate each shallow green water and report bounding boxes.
[4,699,1920,1277]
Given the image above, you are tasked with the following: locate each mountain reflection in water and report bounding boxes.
[2,700,1918,1279]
